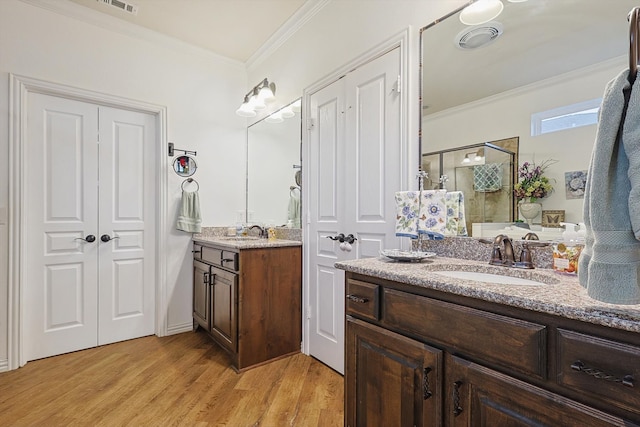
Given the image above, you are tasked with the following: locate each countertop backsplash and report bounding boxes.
[196,226,302,242]
[414,236,554,269]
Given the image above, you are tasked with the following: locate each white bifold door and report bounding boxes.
[24,93,156,362]
[307,47,403,374]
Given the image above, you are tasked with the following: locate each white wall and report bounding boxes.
[0,0,249,368]
[247,0,467,143]
[424,58,626,224]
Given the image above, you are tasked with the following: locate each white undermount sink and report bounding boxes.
[431,270,547,286]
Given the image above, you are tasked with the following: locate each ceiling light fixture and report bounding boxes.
[460,0,504,26]
[236,78,276,117]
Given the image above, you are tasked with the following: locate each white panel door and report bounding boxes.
[25,94,100,360]
[97,107,156,344]
[307,47,402,374]
[24,94,156,361]
[308,77,347,373]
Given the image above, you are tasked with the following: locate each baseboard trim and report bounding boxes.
[166,322,193,336]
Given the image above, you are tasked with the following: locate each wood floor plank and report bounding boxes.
[0,331,344,426]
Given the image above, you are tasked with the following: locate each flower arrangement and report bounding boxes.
[513,159,556,203]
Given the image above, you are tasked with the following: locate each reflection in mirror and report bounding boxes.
[423,138,517,233]
[173,155,197,177]
[247,99,302,227]
[420,0,635,238]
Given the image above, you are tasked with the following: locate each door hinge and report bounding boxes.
[396,75,401,93]
[306,305,312,319]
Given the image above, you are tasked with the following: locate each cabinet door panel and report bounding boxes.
[193,261,210,330]
[210,266,237,353]
[445,354,638,427]
[346,316,442,427]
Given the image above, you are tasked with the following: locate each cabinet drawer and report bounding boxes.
[346,279,380,321]
[200,246,239,271]
[383,288,547,379]
[557,329,640,417]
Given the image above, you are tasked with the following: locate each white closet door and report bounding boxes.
[342,48,402,260]
[24,94,156,361]
[97,107,156,345]
[24,94,100,360]
[307,47,402,374]
[308,77,348,374]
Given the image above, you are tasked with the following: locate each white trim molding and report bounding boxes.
[8,74,169,370]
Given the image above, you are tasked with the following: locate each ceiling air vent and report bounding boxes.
[96,0,139,16]
[454,21,503,50]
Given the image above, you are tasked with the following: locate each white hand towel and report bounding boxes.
[418,190,447,240]
[444,191,468,237]
[395,191,420,239]
[176,190,202,233]
[288,192,301,228]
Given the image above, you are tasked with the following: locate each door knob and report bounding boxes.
[344,234,358,244]
[75,235,96,243]
[100,234,120,243]
[327,233,346,242]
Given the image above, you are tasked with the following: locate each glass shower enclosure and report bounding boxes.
[421,141,516,236]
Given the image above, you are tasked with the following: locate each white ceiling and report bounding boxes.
[67,0,308,62]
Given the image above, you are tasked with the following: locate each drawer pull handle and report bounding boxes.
[346,294,369,303]
[222,258,234,263]
[453,381,463,416]
[423,367,432,400]
[570,360,634,387]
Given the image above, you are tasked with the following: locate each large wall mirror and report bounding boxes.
[421,0,635,238]
[247,99,302,227]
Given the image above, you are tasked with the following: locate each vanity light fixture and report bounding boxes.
[236,78,276,117]
[474,148,485,161]
[460,0,504,26]
[462,153,473,164]
[265,110,284,123]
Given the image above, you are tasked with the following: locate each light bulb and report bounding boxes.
[460,0,504,25]
[258,84,275,103]
[236,101,256,117]
[281,106,295,118]
[291,99,302,113]
[265,111,284,123]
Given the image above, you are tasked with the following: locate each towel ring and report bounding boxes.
[182,178,199,191]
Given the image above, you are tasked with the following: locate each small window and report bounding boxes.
[531,98,601,136]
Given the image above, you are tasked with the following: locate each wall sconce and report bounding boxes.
[236,78,276,117]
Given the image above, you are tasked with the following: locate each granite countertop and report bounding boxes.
[193,235,302,250]
[335,256,640,334]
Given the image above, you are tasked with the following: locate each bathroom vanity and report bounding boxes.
[337,257,640,426]
[192,235,302,372]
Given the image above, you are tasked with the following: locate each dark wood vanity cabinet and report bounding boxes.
[193,241,301,371]
[345,272,640,427]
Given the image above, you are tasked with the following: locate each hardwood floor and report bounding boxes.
[0,331,344,426]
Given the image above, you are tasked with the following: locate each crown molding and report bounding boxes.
[246,0,330,72]
[18,0,245,69]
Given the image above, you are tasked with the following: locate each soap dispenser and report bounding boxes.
[552,222,584,275]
